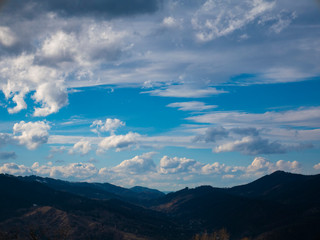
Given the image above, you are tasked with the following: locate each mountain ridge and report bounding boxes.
[0,171,320,239]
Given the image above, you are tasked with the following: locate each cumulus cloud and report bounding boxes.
[13,121,50,150]
[33,82,68,116]
[0,21,127,116]
[167,101,217,111]
[247,157,301,175]
[159,156,200,174]
[91,118,125,135]
[0,163,32,175]
[0,155,302,188]
[97,132,140,153]
[112,152,156,174]
[69,140,92,155]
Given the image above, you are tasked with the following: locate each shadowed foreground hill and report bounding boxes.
[0,171,320,239]
[0,174,183,240]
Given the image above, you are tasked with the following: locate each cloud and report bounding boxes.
[0,26,17,47]
[33,82,68,116]
[0,156,302,188]
[0,53,68,116]
[247,157,301,175]
[194,127,229,143]
[167,101,217,111]
[97,132,140,153]
[214,136,287,155]
[188,107,320,128]
[159,156,200,174]
[145,85,226,98]
[0,163,32,175]
[0,22,127,116]
[314,163,320,170]
[91,118,125,135]
[162,16,182,29]
[0,151,16,160]
[194,126,287,155]
[191,0,275,42]
[13,121,50,150]
[112,152,156,174]
[69,140,92,155]
[31,162,98,179]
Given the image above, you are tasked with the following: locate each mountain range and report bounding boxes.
[0,171,319,240]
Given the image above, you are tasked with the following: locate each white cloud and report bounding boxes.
[201,162,229,174]
[246,157,301,175]
[112,152,156,174]
[0,22,127,116]
[314,163,320,170]
[0,156,302,189]
[214,136,287,155]
[0,163,32,175]
[91,118,125,135]
[247,156,274,173]
[275,160,300,172]
[0,26,17,47]
[146,85,226,98]
[0,53,67,116]
[31,162,98,179]
[162,16,182,28]
[97,132,140,153]
[33,81,68,117]
[13,121,50,150]
[167,101,217,111]
[188,107,320,128]
[40,31,77,62]
[191,0,275,42]
[69,140,92,155]
[159,156,200,174]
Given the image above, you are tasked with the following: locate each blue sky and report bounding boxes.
[0,0,319,190]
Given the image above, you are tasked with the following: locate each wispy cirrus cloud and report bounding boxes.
[167,101,217,111]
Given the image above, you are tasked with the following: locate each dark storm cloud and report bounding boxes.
[1,0,162,18]
[0,0,7,9]
[46,0,162,17]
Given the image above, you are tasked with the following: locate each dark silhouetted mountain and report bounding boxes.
[18,175,165,205]
[1,171,320,240]
[150,171,320,240]
[0,174,185,240]
[228,170,320,206]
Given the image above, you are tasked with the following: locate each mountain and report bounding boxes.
[18,175,165,205]
[150,171,320,240]
[0,174,183,240]
[0,171,320,239]
[228,170,320,206]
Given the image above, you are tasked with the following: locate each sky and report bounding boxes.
[0,0,319,191]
